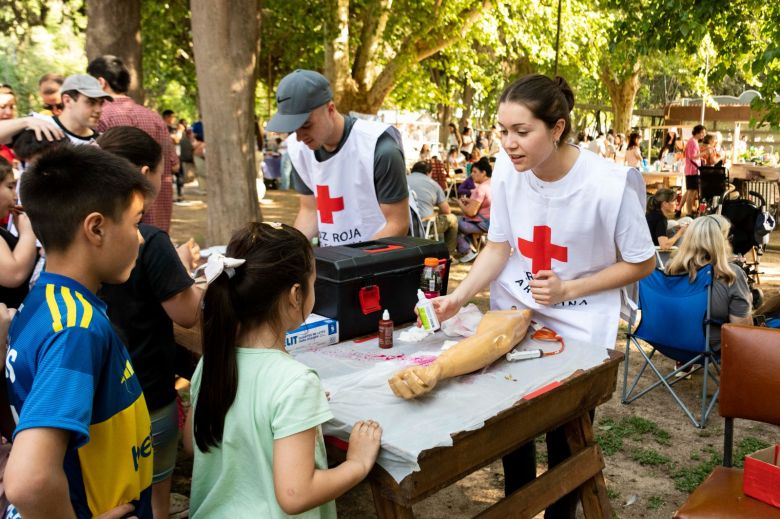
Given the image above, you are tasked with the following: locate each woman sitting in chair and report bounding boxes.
[646,188,687,248]
[454,157,492,263]
[665,214,753,349]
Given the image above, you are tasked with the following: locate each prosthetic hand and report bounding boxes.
[388,309,532,399]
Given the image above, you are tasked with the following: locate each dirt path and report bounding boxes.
[171,184,780,518]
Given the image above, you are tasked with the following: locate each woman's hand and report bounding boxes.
[429,293,463,324]
[529,270,568,305]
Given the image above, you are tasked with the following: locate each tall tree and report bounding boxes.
[190,0,261,245]
[602,0,776,129]
[321,0,491,114]
[86,0,144,102]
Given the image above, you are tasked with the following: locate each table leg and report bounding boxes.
[369,479,414,519]
[563,413,612,519]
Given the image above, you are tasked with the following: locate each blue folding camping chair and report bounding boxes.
[622,265,721,428]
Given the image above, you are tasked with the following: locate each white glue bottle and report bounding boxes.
[415,289,440,332]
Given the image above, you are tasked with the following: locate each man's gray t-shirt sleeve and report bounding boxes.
[291,163,313,195]
[373,132,408,204]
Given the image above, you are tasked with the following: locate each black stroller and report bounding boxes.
[698,163,728,210]
[717,188,776,307]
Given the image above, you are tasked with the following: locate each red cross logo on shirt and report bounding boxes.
[316,185,345,224]
[517,226,568,274]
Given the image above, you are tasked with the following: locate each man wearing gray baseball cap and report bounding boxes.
[267,69,408,246]
[30,74,112,145]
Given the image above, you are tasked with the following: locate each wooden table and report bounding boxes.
[729,163,780,181]
[328,350,623,519]
[642,170,684,189]
[174,323,621,518]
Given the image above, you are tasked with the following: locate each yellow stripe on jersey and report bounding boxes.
[45,284,63,332]
[75,291,93,329]
[61,287,77,328]
[77,392,153,517]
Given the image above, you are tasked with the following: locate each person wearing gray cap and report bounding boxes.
[267,69,409,246]
[30,74,112,146]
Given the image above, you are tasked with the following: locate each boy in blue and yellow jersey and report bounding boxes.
[3,145,156,519]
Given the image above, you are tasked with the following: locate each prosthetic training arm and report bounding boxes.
[388,309,532,399]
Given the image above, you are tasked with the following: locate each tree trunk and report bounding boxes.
[460,80,474,130]
[191,0,261,245]
[600,62,641,134]
[86,0,144,103]
[438,103,451,152]
[324,0,356,107]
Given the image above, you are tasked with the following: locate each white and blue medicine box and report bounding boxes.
[285,313,339,350]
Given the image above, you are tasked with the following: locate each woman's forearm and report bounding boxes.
[564,256,655,301]
[451,240,511,305]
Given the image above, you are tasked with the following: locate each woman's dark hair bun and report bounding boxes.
[553,76,575,112]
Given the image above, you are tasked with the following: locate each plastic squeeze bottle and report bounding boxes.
[378,309,394,349]
[420,257,442,298]
[415,289,440,332]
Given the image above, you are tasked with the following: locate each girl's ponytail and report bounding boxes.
[192,222,314,453]
[194,273,240,452]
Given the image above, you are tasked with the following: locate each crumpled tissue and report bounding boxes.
[441,303,483,337]
[398,326,431,342]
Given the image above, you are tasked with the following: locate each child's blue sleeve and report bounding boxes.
[13,327,103,447]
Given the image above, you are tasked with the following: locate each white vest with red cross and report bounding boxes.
[489,148,632,348]
[287,119,402,247]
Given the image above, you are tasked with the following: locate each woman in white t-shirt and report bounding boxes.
[460,127,475,160]
[431,74,656,518]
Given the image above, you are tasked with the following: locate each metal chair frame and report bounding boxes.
[622,266,721,428]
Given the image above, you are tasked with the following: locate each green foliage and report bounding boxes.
[603,0,780,125]
[734,437,771,468]
[596,416,672,456]
[630,448,671,466]
[257,0,324,90]
[606,487,620,500]
[0,2,86,115]
[141,0,197,118]
[672,446,720,493]
[647,495,664,510]
[0,0,83,38]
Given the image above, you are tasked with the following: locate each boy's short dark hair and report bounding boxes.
[162,109,174,118]
[11,129,68,162]
[0,156,12,181]
[21,145,154,253]
[86,55,130,94]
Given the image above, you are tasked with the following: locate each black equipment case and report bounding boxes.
[313,237,449,341]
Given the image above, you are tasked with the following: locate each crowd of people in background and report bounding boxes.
[0,58,205,519]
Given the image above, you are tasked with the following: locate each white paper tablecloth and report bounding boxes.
[290,328,610,482]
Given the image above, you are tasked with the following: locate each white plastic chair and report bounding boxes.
[422,215,439,240]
